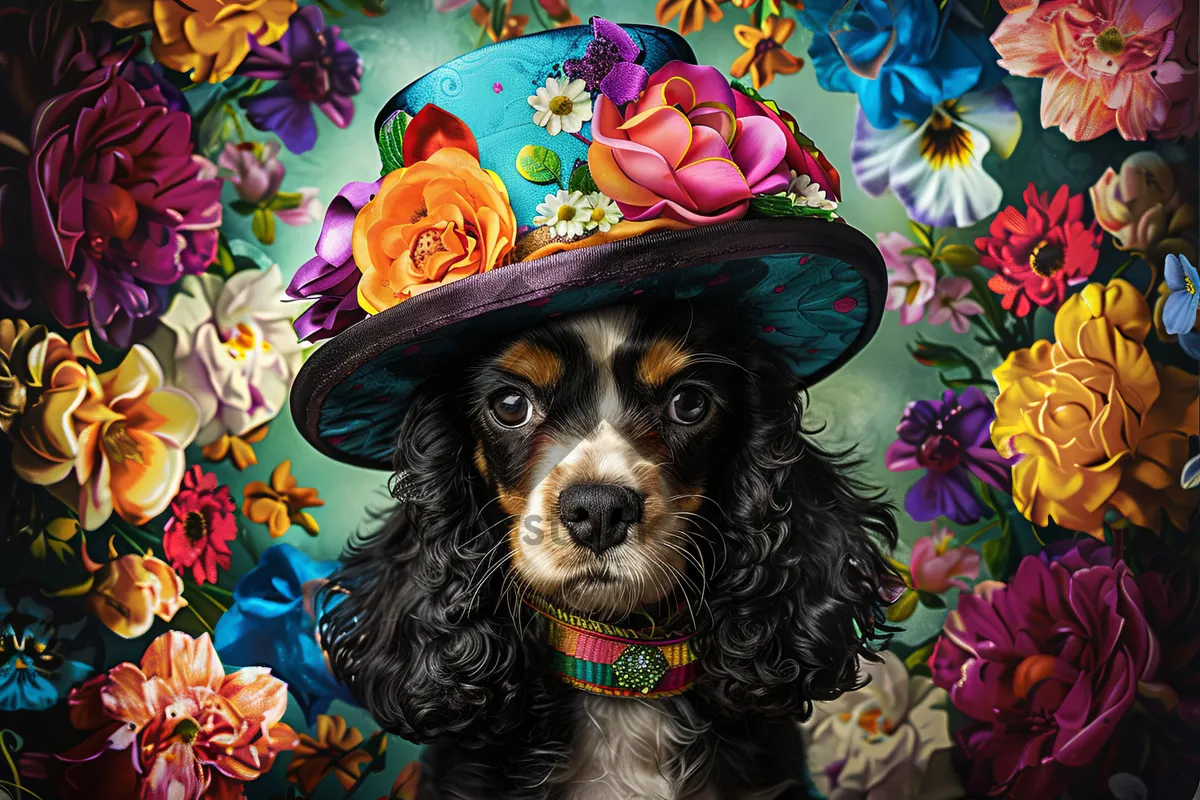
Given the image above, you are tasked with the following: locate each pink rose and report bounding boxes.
[909,524,981,593]
[589,61,838,224]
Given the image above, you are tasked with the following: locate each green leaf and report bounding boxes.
[749,194,838,220]
[515,145,562,185]
[568,162,598,194]
[904,642,936,672]
[229,199,258,216]
[900,246,928,257]
[267,191,304,212]
[378,111,407,175]
[917,590,947,609]
[939,244,981,270]
[961,267,1005,332]
[908,220,934,251]
[886,588,919,622]
[214,239,236,277]
[982,532,1012,578]
[251,208,276,245]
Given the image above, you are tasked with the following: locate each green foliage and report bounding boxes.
[749,194,838,220]
[887,588,920,622]
[378,111,407,175]
[515,145,562,185]
[251,208,276,245]
[568,162,598,194]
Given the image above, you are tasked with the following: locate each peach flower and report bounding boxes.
[991,280,1198,536]
[1089,151,1196,267]
[95,0,297,83]
[80,547,187,639]
[59,631,298,799]
[10,345,200,530]
[0,319,99,432]
[909,524,981,594]
[351,148,517,313]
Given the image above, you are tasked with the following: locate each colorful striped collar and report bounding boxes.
[527,598,698,699]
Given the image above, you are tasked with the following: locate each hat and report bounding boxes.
[290,18,886,470]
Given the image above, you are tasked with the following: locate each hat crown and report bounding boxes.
[374,24,694,227]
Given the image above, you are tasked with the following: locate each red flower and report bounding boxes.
[162,466,236,585]
[975,183,1101,317]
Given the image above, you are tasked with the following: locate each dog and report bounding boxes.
[317,301,899,799]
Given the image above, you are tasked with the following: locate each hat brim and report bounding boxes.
[292,218,885,469]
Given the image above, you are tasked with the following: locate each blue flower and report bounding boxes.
[214,544,355,722]
[799,0,1003,129]
[0,598,93,712]
[1163,254,1200,336]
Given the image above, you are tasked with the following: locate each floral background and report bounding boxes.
[0,1,1196,799]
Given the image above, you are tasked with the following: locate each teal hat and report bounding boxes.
[292,19,885,469]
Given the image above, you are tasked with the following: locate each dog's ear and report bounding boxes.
[318,376,524,744]
[699,345,899,720]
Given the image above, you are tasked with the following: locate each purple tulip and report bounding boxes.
[933,556,1160,797]
[286,179,378,342]
[884,387,1014,525]
[28,69,222,346]
[238,6,363,155]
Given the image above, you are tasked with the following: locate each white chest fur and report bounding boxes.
[556,694,719,800]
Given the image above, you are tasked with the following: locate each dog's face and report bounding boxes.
[466,306,737,616]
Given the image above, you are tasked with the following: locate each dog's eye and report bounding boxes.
[666,387,708,425]
[490,390,532,427]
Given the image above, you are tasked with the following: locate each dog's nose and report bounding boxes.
[558,483,643,554]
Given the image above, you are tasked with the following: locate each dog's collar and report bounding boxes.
[526,598,698,699]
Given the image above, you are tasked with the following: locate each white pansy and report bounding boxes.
[528,77,593,136]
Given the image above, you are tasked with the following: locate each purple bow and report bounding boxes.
[563,17,648,106]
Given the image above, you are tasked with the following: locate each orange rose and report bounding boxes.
[351,148,517,313]
[991,280,1198,536]
[95,0,296,83]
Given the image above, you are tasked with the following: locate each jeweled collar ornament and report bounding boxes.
[527,598,697,699]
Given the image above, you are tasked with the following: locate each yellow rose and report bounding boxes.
[991,280,1198,536]
[95,0,296,83]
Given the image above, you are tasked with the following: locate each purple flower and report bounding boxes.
[563,17,648,106]
[932,556,1159,797]
[286,179,378,342]
[28,69,222,346]
[885,387,1014,525]
[1038,538,1113,572]
[238,6,363,155]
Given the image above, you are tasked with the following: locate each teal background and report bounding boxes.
[199,2,1179,795]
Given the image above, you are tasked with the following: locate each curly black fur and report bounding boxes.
[318,315,899,799]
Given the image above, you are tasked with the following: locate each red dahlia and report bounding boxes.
[975,183,1101,317]
[162,465,236,585]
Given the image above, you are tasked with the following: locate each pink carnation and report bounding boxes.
[162,465,236,585]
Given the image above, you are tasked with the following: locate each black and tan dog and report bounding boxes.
[318,303,898,800]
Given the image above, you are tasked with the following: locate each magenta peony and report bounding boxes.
[29,68,222,346]
[932,555,1159,797]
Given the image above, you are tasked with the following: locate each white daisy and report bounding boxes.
[533,190,589,238]
[528,77,593,136]
[582,192,622,232]
[787,172,838,210]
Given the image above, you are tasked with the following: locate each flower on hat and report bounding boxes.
[786,172,836,211]
[589,61,835,225]
[528,76,593,136]
[534,190,590,238]
[352,146,517,313]
[583,192,622,232]
[563,17,649,105]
